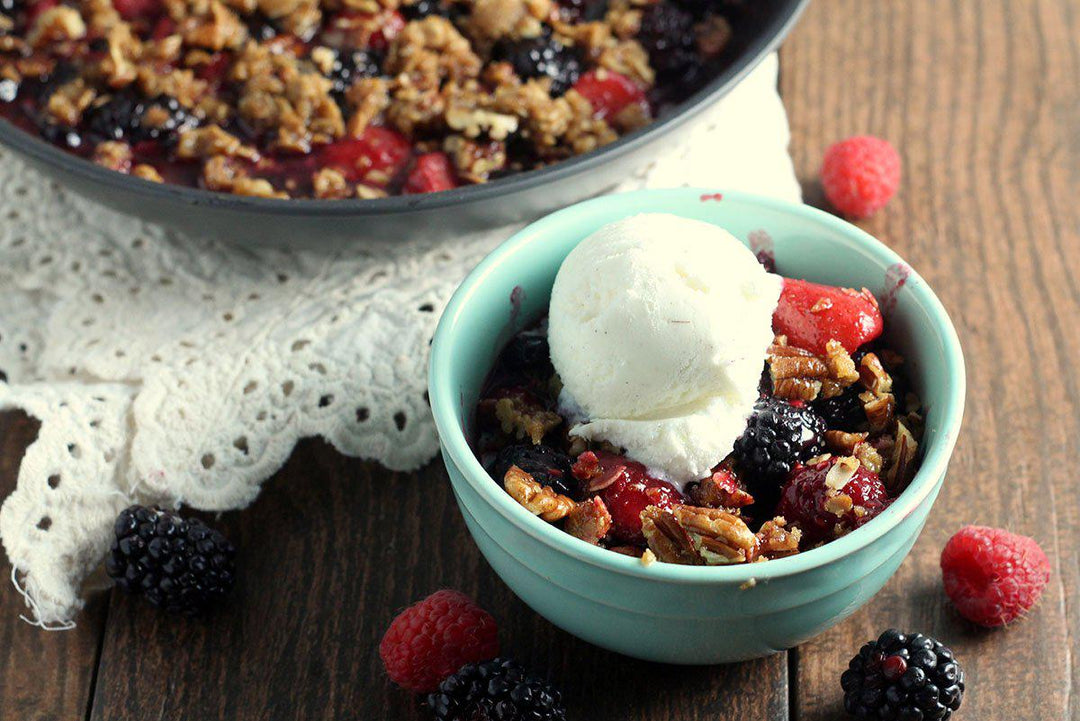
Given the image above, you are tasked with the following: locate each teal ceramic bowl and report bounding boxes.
[428,188,965,664]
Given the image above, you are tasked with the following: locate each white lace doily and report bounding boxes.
[0,54,801,627]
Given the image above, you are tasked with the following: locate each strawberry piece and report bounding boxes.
[150,15,176,39]
[112,0,162,22]
[319,126,412,186]
[572,451,683,544]
[403,152,458,195]
[773,277,884,354]
[25,0,59,25]
[370,9,405,50]
[571,69,649,121]
[196,53,231,83]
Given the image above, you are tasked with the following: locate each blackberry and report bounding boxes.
[245,13,279,40]
[637,3,699,83]
[841,629,965,720]
[83,92,197,145]
[428,657,567,721]
[557,0,607,22]
[491,443,578,499]
[496,35,582,97]
[106,505,236,615]
[501,328,551,374]
[401,0,449,20]
[812,388,866,432]
[327,50,381,97]
[733,396,826,490]
[39,122,83,149]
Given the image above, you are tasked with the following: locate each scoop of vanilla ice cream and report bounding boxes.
[548,213,781,485]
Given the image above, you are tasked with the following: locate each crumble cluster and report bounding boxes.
[0,0,736,197]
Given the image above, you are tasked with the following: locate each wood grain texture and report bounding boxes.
[0,412,107,721]
[780,0,1080,719]
[88,440,788,721]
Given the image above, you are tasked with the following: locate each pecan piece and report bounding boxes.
[824,430,869,456]
[640,506,701,565]
[754,517,801,560]
[493,396,562,444]
[673,505,758,565]
[688,468,754,509]
[503,465,575,522]
[882,420,919,493]
[859,353,894,395]
[563,497,612,544]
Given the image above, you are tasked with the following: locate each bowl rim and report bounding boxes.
[429,188,966,584]
[0,1,807,216]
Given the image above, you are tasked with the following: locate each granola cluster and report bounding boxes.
[474,308,925,567]
[0,0,738,197]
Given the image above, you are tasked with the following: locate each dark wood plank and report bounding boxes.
[89,439,788,720]
[780,0,1080,718]
[0,411,108,721]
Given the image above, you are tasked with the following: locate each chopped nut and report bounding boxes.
[503,465,576,522]
[493,395,562,444]
[859,352,894,395]
[640,506,701,565]
[824,430,869,456]
[640,549,657,566]
[312,167,351,199]
[563,497,612,544]
[823,493,854,516]
[688,469,754,509]
[177,125,259,160]
[882,420,918,493]
[92,140,133,173]
[674,505,758,565]
[860,390,896,432]
[27,6,86,47]
[755,517,801,560]
[853,441,884,474]
[132,164,164,182]
[824,340,860,385]
[825,455,860,490]
[810,297,833,313]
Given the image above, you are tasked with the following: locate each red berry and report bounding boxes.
[573,451,683,543]
[378,589,500,693]
[772,277,884,355]
[196,53,231,83]
[777,457,890,543]
[403,151,458,195]
[940,525,1051,627]
[112,0,162,22]
[370,9,405,50]
[25,0,59,24]
[571,69,649,121]
[821,135,901,219]
[319,126,412,186]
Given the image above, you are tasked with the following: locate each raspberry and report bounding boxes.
[772,278,884,355]
[940,525,1051,627]
[571,69,649,121]
[571,451,683,543]
[319,126,412,186]
[379,590,500,693]
[841,629,965,720]
[777,457,890,543]
[403,152,459,194]
[821,135,901,219]
[112,0,162,21]
[428,657,566,721]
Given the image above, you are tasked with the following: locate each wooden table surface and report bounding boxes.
[2,0,1078,718]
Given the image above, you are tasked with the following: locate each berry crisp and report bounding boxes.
[0,0,752,198]
[473,273,927,565]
